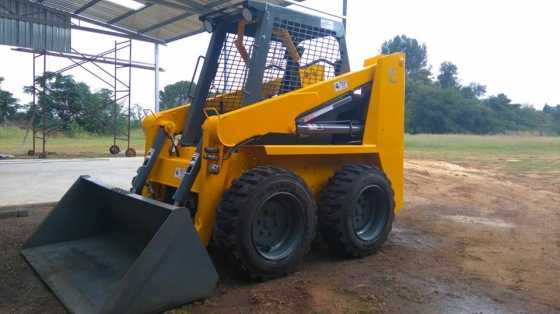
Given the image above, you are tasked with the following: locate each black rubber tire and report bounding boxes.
[214,166,317,281]
[130,159,149,192]
[125,147,136,157]
[318,164,395,258]
[109,145,120,155]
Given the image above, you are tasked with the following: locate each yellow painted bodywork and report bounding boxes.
[142,53,405,246]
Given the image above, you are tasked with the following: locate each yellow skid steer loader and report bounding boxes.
[22,1,405,313]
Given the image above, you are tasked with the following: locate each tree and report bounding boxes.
[381,35,430,80]
[405,78,495,134]
[159,80,196,110]
[437,62,459,89]
[543,105,560,134]
[130,104,144,128]
[0,77,19,123]
[24,73,121,135]
[380,35,556,135]
[461,83,487,99]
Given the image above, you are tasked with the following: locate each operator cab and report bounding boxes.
[182,0,353,145]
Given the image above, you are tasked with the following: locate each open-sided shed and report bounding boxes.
[29,0,299,43]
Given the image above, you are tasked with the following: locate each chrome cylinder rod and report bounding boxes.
[297,122,363,136]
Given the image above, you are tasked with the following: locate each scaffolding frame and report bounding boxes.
[16,41,160,157]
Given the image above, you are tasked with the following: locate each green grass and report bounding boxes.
[1,127,558,173]
[406,134,560,173]
[0,127,145,157]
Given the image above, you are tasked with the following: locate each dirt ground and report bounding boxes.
[1,158,559,314]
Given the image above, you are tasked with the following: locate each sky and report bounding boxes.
[0,0,558,111]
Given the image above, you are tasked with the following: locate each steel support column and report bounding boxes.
[154,43,160,112]
[41,53,46,158]
[343,0,348,30]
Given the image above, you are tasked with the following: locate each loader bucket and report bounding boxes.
[21,176,218,314]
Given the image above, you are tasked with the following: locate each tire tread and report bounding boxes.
[214,166,316,281]
[318,164,395,258]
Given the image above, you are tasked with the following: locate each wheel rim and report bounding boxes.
[352,185,389,241]
[251,192,304,261]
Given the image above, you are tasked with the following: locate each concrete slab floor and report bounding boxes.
[0,157,143,207]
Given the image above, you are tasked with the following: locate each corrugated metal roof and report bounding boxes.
[0,0,71,52]
[29,0,300,43]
